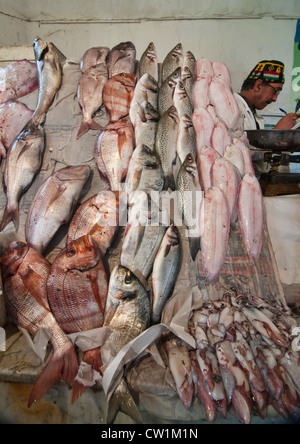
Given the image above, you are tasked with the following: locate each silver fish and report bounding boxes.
[138,42,159,82]
[177,114,197,164]
[0,125,45,232]
[106,41,136,78]
[130,73,158,127]
[151,225,181,324]
[25,165,91,255]
[161,43,183,83]
[173,81,193,118]
[132,101,159,150]
[30,36,65,127]
[158,67,181,117]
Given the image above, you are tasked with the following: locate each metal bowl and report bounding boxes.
[246,130,300,152]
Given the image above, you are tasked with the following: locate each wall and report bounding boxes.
[0,0,299,112]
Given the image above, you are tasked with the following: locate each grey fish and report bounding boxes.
[161,43,184,83]
[138,42,159,82]
[173,81,193,118]
[0,125,45,232]
[182,66,195,105]
[158,67,181,117]
[25,165,91,255]
[132,100,159,150]
[177,114,197,164]
[104,265,150,424]
[155,106,179,191]
[30,36,65,127]
[130,73,158,127]
[183,51,196,79]
[106,41,136,78]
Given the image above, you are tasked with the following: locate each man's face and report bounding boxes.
[253,80,283,110]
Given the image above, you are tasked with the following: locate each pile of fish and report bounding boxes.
[0,37,299,424]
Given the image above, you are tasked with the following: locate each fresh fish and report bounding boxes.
[161,43,183,83]
[224,143,245,177]
[176,114,197,164]
[195,58,214,77]
[67,191,120,256]
[30,37,65,127]
[173,81,193,118]
[138,42,159,82]
[183,51,196,79]
[80,46,110,73]
[212,62,232,86]
[126,144,164,196]
[158,67,181,117]
[103,73,136,123]
[166,338,194,410]
[120,193,167,284]
[151,225,182,324]
[130,73,158,125]
[211,158,240,222]
[177,153,202,260]
[0,124,45,232]
[47,235,108,403]
[192,107,215,156]
[0,59,38,104]
[237,173,264,264]
[0,241,78,407]
[155,106,179,190]
[0,100,34,162]
[182,66,195,105]
[132,100,159,150]
[104,265,150,424]
[211,122,232,157]
[200,186,230,281]
[25,165,91,255]
[233,138,255,176]
[94,117,134,191]
[76,63,108,139]
[106,42,136,78]
[192,73,212,110]
[197,145,221,193]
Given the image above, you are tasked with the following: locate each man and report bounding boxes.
[235,60,297,131]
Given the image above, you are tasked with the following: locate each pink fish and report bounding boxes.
[192,107,215,156]
[211,121,232,157]
[0,60,38,104]
[233,138,255,176]
[192,74,212,110]
[197,145,221,193]
[195,58,214,77]
[238,173,264,264]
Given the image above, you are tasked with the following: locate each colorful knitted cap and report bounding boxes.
[247,60,285,84]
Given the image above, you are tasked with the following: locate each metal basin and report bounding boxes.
[246,130,300,152]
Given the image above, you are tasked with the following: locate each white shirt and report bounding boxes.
[234,93,265,130]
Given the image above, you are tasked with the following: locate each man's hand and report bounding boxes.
[274,113,298,130]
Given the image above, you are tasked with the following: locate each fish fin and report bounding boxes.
[71,348,103,404]
[188,236,200,261]
[106,379,143,425]
[0,204,19,232]
[28,346,78,408]
[77,120,104,139]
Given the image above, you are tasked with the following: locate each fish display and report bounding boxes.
[0,242,78,407]
[25,165,91,255]
[0,100,34,162]
[0,59,38,104]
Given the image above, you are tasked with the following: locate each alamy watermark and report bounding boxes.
[0,327,6,352]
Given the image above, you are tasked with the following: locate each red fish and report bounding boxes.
[0,60,38,104]
[102,73,136,123]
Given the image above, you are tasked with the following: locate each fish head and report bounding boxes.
[167,224,180,246]
[168,67,182,88]
[167,106,179,124]
[0,241,29,280]
[60,235,101,271]
[145,42,157,61]
[175,81,187,100]
[57,165,91,183]
[33,36,49,61]
[108,265,145,305]
[140,74,158,93]
[115,72,136,89]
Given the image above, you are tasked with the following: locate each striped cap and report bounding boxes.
[248,60,285,84]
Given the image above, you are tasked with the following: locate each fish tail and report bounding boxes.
[28,346,78,408]
[0,203,19,232]
[71,348,103,404]
[163,174,176,191]
[77,119,104,139]
[188,236,200,261]
[106,379,143,424]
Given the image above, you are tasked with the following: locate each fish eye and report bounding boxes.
[67,248,76,257]
[125,271,132,284]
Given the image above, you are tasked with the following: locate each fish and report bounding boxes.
[0,241,78,407]
[197,145,221,193]
[80,46,110,73]
[161,43,183,83]
[94,117,134,191]
[211,158,240,222]
[121,192,167,284]
[183,51,196,79]
[158,67,181,117]
[212,62,232,86]
[182,66,195,105]
[173,81,193,118]
[0,59,39,104]
[67,191,120,256]
[211,122,232,157]
[30,37,65,127]
[47,235,108,403]
[224,143,245,177]
[195,58,214,77]
[130,73,158,125]
[76,63,108,139]
[0,100,34,162]
[192,73,212,110]
[0,124,45,232]
[138,42,159,82]
[25,165,91,255]
[103,73,136,123]
[176,153,202,260]
[155,106,179,191]
[165,338,194,411]
[233,138,255,176]
[125,144,164,196]
[151,224,182,324]
[176,114,197,164]
[106,42,136,78]
[131,100,159,150]
[237,173,264,264]
[192,107,215,157]
[103,265,150,424]
[200,186,230,281]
